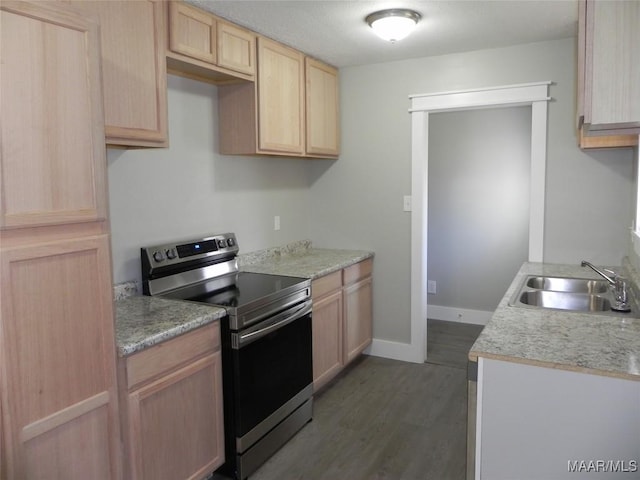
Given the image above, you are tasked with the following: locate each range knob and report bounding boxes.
[226,237,235,247]
[217,239,227,248]
[166,248,177,260]
[152,250,165,263]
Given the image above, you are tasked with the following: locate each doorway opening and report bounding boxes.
[408,82,551,362]
[428,106,531,323]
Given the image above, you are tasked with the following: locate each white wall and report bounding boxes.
[428,107,531,313]
[108,75,312,284]
[309,37,635,344]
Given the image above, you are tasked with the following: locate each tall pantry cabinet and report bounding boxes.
[0,2,121,479]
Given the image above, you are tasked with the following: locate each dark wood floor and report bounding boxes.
[426,319,484,369]
[242,321,483,480]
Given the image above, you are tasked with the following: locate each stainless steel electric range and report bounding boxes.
[141,233,313,480]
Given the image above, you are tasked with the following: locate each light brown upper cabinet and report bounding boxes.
[219,37,340,158]
[72,0,169,148]
[577,0,639,148]
[256,37,306,154]
[169,1,216,64]
[1,1,107,229]
[167,1,255,82]
[217,20,256,76]
[306,57,340,157]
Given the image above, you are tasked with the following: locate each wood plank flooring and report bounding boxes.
[426,319,484,369]
[215,320,483,480]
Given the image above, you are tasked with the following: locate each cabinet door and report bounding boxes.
[0,0,107,229]
[312,289,344,391]
[75,0,168,147]
[257,37,305,154]
[306,58,340,157]
[169,1,217,64]
[0,235,120,479]
[583,0,640,133]
[343,276,373,364]
[218,20,255,76]
[128,354,225,480]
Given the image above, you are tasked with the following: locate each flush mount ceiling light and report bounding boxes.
[365,8,421,43]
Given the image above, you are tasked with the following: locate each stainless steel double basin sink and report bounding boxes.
[509,275,636,316]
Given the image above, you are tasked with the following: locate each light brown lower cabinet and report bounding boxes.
[311,258,373,391]
[311,271,344,391]
[118,323,225,480]
[1,235,121,480]
[343,261,374,364]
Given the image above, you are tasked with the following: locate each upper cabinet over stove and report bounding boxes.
[167,1,256,82]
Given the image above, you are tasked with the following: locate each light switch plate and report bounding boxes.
[403,195,412,212]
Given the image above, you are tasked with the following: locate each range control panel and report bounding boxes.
[141,232,238,268]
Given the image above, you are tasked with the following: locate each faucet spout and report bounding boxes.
[581,260,631,312]
[580,261,615,285]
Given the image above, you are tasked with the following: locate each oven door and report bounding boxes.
[227,300,313,448]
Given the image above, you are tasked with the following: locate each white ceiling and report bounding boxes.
[188,0,578,68]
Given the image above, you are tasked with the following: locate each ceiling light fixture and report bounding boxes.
[365,8,421,43]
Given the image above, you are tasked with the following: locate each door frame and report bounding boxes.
[408,82,552,362]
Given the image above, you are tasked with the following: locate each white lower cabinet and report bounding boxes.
[475,358,640,479]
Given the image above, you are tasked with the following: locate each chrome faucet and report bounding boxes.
[581,261,631,312]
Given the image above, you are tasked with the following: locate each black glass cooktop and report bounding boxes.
[161,271,309,311]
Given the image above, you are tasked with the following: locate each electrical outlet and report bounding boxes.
[427,280,436,294]
[274,215,281,231]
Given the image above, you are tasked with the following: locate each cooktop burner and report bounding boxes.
[161,271,308,309]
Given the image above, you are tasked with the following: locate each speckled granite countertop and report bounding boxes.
[113,241,372,357]
[240,247,374,279]
[114,296,225,357]
[469,262,640,381]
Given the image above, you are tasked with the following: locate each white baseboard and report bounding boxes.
[365,306,491,364]
[366,338,424,364]
[427,304,492,325]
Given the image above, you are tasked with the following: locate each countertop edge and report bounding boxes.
[115,296,226,357]
[468,261,640,382]
[117,312,224,357]
[468,351,640,382]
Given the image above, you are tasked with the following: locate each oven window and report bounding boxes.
[231,314,312,437]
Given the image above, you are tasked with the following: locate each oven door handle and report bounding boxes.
[236,301,312,348]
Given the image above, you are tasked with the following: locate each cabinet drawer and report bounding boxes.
[126,323,219,390]
[312,270,342,299]
[343,258,373,286]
